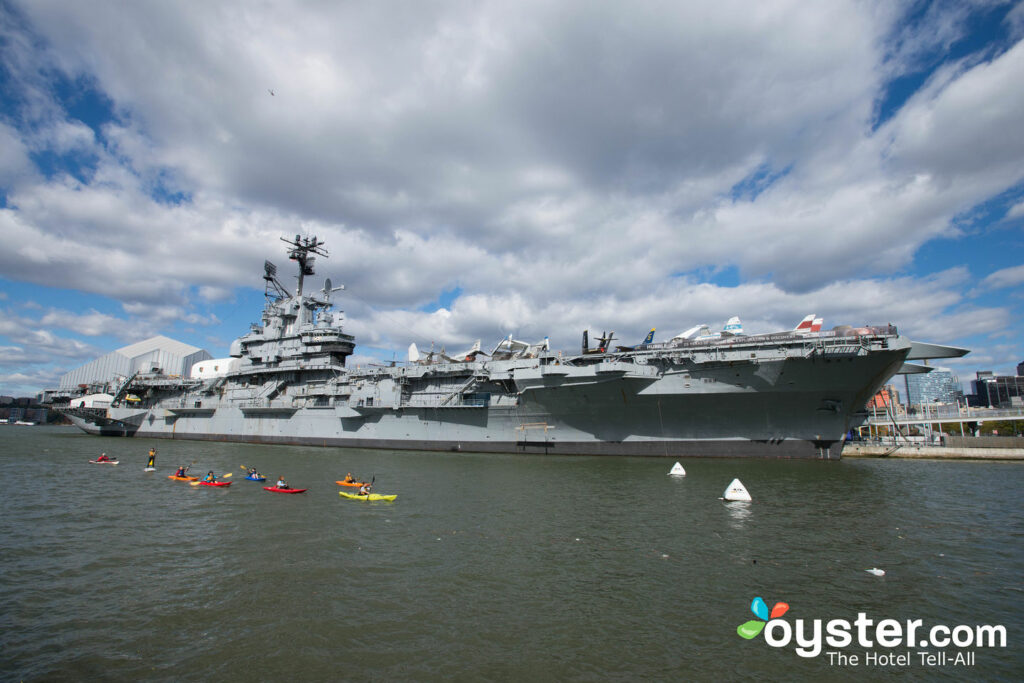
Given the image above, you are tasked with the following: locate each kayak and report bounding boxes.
[245,475,267,481]
[143,467,156,472]
[198,481,232,487]
[263,486,307,494]
[335,480,368,487]
[168,475,199,482]
[89,460,119,465]
[339,491,397,502]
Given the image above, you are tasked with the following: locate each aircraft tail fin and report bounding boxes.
[723,316,743,336]
[793,314,815,333]
[810,317,823,333]
[642,328,655,344]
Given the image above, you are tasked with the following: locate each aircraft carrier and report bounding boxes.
[63,235,967,459]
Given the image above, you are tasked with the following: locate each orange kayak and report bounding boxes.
[168,475,199,482]
[335,480,368,487]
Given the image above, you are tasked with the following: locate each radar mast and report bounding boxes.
[282,234,328,297]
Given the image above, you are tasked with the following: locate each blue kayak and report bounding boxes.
[245,475,267,481]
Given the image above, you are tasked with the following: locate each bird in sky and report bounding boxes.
[268,88,275,96]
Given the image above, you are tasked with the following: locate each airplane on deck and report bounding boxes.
[672,323,716,341]
[615,328,655,352]
[442,340,488,363]
[408,342,435,364]
[582,330,616,354]
[491,335,549,360]
[672,317,744,342]
[409,339,492,364]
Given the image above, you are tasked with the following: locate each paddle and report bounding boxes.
[190,471,234,485]
[241,465,264,478]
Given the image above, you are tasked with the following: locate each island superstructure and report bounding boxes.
[62,235,968,459]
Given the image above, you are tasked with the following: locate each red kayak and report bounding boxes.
[198,481,232,487]
[263,486,307,494]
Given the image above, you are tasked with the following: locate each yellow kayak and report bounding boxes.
[339,491,397,502]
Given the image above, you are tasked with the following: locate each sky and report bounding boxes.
[1,0,1023,398]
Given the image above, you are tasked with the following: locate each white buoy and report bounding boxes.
[722,478,752,502]
[866,568,885,576]
[668,462,686,476]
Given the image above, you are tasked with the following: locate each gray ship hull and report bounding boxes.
[60,235,965,460]
[75,344,905,459]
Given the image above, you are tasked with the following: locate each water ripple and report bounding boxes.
[0,428,1021,680]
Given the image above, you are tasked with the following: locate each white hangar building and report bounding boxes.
[59,335,212,390]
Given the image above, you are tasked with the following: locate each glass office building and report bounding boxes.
[905,367,962,405]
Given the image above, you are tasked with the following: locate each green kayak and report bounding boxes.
[339,491,397,502]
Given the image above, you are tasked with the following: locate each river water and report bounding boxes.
[1,426,1021,681]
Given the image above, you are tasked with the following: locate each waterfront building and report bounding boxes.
[867,384,904,415]
[905,367,962,405]
[44,336,211,401]
[972,371,1024,408]
[6,407,48,423]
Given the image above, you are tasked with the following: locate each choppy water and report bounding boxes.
[1,426,1021,681]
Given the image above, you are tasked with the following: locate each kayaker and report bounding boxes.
[96,453,110,462]
[358,482,372,496]
[205,471,216,482]
[147,448,157,468]
[344,472,355,483]
[175,465,188,477]
[276,476,289,489]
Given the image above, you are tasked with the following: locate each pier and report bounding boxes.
[844,405,1024,459]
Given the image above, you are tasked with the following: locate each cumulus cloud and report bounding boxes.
[980,264,1024,291]
[0,309,102,360]
[0,0,1022,393]
[0,122,35,186]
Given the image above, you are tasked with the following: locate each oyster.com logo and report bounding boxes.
[734,595,1007,666]
[737,597,789,640]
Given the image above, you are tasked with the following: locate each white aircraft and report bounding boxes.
[492,335,549,359]
[442,340,488,363]
[672,324,711,341]
[672,316,743,341]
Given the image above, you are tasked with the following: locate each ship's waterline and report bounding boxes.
[62,235,966,458]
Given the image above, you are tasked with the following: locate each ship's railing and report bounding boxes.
[400,393,491,408]
[868,404,1024,421]
[634,325,897,355]
[238,398,295,409]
